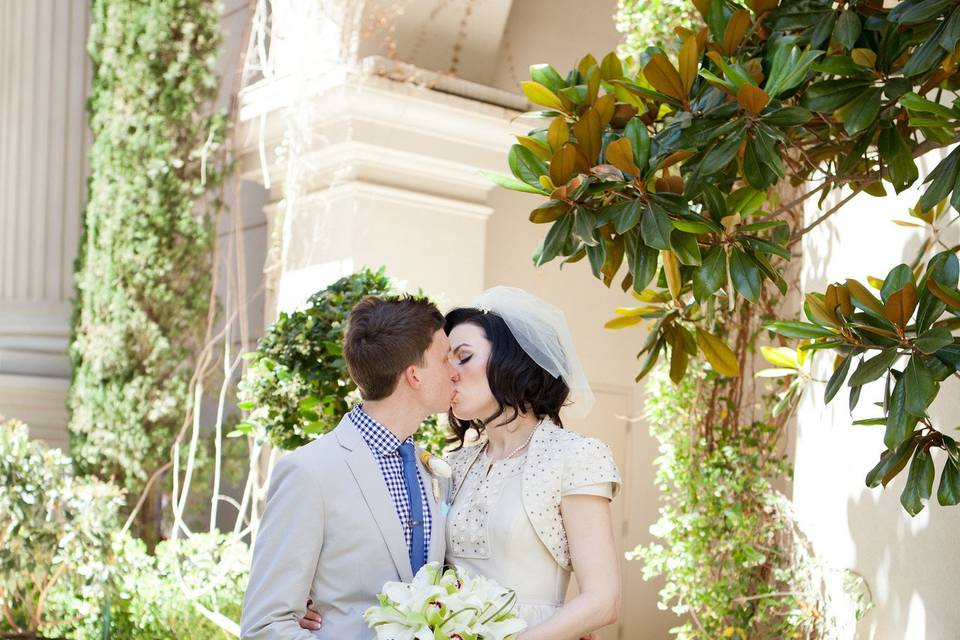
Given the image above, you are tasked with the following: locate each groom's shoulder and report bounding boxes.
[274,420,353,477]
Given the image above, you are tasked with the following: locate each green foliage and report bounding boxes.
[69,0,226,500]
[769,251,960,514]
[236,268,447,455]
[629,366,868,639]
[0,419,123,638]
[502,0,960,514]
[42,532,248,640]
[617,0,701,55]
[100,533,248,640]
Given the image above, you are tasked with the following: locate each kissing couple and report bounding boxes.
[241,286,622,640]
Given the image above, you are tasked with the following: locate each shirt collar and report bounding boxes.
[351,404,408,455]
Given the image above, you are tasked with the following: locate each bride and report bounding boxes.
[300,286,621,639]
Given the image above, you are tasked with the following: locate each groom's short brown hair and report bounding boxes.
[343,295,445,400]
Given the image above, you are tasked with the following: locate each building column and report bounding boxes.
[0,0,90,448]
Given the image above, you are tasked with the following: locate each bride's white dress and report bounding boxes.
[445,424,620,639]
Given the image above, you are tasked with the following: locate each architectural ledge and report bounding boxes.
[235,56,530,203]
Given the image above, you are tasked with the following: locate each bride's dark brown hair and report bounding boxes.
[444,307,568,450]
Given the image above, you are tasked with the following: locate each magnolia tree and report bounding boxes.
[492,0,960,516]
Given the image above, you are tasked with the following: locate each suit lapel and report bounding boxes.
[337,416,414,581]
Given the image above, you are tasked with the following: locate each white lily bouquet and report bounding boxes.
[364,562,527,640]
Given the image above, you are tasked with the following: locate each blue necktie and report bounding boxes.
[398,441,426,574]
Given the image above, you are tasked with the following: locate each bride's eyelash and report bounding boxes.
[458,355,473,365]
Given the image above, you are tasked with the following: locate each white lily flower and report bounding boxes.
[366,564,526,640]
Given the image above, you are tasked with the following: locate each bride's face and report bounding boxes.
[447,322,497,421]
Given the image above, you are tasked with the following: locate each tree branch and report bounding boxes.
[788,186,863,247]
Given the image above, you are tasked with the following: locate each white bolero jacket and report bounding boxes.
[445,420,621,571]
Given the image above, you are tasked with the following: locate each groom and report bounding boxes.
[240,295,456,639]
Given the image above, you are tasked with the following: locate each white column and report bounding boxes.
[0,0,90,447]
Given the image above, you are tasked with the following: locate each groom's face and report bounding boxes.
[416,329,458,413]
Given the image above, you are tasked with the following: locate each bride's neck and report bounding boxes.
[484,411,541,459]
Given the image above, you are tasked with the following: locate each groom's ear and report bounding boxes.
[402,364,421,390]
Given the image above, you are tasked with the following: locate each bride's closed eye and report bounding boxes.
[457,354,473,365]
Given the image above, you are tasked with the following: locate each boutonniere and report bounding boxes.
[420,451,452,507]
[419,451,452,479]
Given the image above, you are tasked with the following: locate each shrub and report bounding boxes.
[236,267,447,455]
[0,419,122,639]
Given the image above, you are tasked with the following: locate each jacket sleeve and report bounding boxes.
[240,453,324,640]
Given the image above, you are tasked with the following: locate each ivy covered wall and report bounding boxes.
[69,0,225,529]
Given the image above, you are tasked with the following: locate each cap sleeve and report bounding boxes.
[561,436,621,498]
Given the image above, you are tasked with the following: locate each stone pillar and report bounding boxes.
[0,0,90,447]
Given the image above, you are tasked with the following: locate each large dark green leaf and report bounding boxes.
[885,373,919,449]
[915,327,955,353]
[586,241,606,278]
[700,128,746,175]
[901,446,935,516]
[878,126,919,192]
[573,207,600,246]
[801,79,870,112]
[844,87,881,135]
[904,356,938,416]
[741,236,791,260]
[881,264,916,302]
[866,436,919,488]
[919,145,960,212]
[889,0,955,24]
[902,22,949,77]
[699,182,727,220]
[649,193,690,217]
[625,229,659,292]
[744,137,777,189]
[938,459,960,506]
[835,9,862,49]
[671,231,702,266]
[624,118,651,172]
[534,212,574,266]
[640,205,674,250]
[766,320,838,339]
[810,10,836,47]
[764,43,824,97]
[729,247,762,303]
[940,8,960,51]
[693,246,727,302]
[929,250,960,288]
[612,199,645,234]
[762,106,813,127]
[509,144,549,188]
[812,55,871,76]
[849,349,899,387]
[825,352,854,403]
[935,342,960,372]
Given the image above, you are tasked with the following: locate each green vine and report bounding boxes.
[69,0,225,512]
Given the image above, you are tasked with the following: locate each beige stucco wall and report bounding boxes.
[797,148,960,639]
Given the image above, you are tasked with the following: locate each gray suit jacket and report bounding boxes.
[240,414,447,639]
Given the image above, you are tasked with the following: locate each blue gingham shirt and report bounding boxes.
[351,404,431,568]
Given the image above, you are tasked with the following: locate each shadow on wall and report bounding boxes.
[799,155,960,639]
[846,468,960,640]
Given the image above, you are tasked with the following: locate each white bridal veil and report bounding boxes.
[472,286,595,419]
